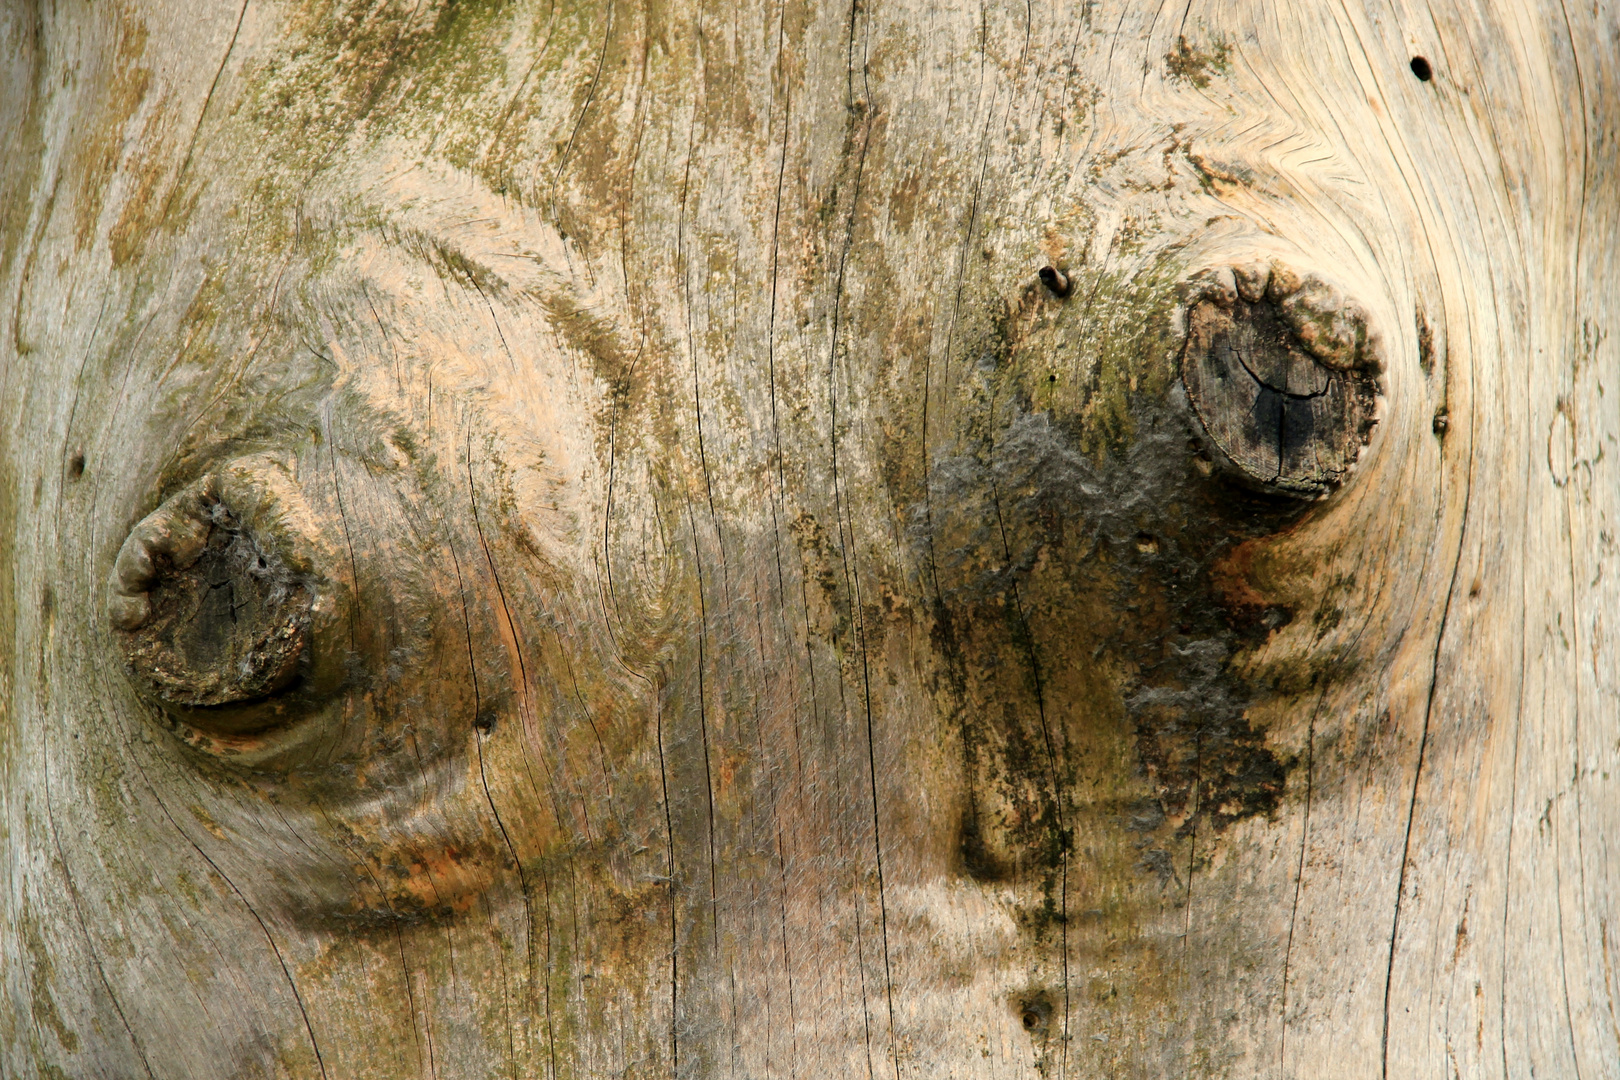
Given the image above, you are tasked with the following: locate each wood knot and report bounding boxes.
[110,456,333,731]
[1180,263,1382,497]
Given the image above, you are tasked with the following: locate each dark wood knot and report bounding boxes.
[1180,263,1382,498]
[110,456,329,729]
[1038,265,1071,297]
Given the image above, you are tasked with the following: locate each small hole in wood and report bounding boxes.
[1038,265,1071,297]
[67,453,85,481]
[1409,56,1433,82]
[474,712,497,733]
[1016,993,1053,1036]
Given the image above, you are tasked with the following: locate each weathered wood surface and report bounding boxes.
[1,0,1616,1077]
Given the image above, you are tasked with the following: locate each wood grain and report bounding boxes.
[1,0,1615,1077]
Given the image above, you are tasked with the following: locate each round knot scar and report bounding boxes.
[1180,263,1383,498]
[109,459,322,715]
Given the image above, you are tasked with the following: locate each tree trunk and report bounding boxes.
[3,0,1616,1076]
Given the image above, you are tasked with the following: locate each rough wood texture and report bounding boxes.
[112,459,321,717]
[1,0,1615,1077]
[1182,264,1382,496]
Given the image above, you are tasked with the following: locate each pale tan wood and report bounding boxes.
[1,0,1615,1077]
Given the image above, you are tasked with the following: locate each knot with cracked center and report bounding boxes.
[109,456,330,729]
[1180,262,1383,498]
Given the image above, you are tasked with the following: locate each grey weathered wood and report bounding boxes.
[2,1,1615,1078]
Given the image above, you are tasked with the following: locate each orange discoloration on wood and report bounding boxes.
[1210,537,1271,610]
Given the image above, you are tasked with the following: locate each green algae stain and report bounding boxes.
[1164,35,1231,90]
[953,255,1186,464]
[22,915,80,1056]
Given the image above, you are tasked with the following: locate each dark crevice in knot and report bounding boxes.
[1181,272,1381,498]
[123,517,314,710]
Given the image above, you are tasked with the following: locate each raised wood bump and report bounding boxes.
[1181,266,1382,497]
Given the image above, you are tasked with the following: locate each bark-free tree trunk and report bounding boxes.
[3,0,1616,1076]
